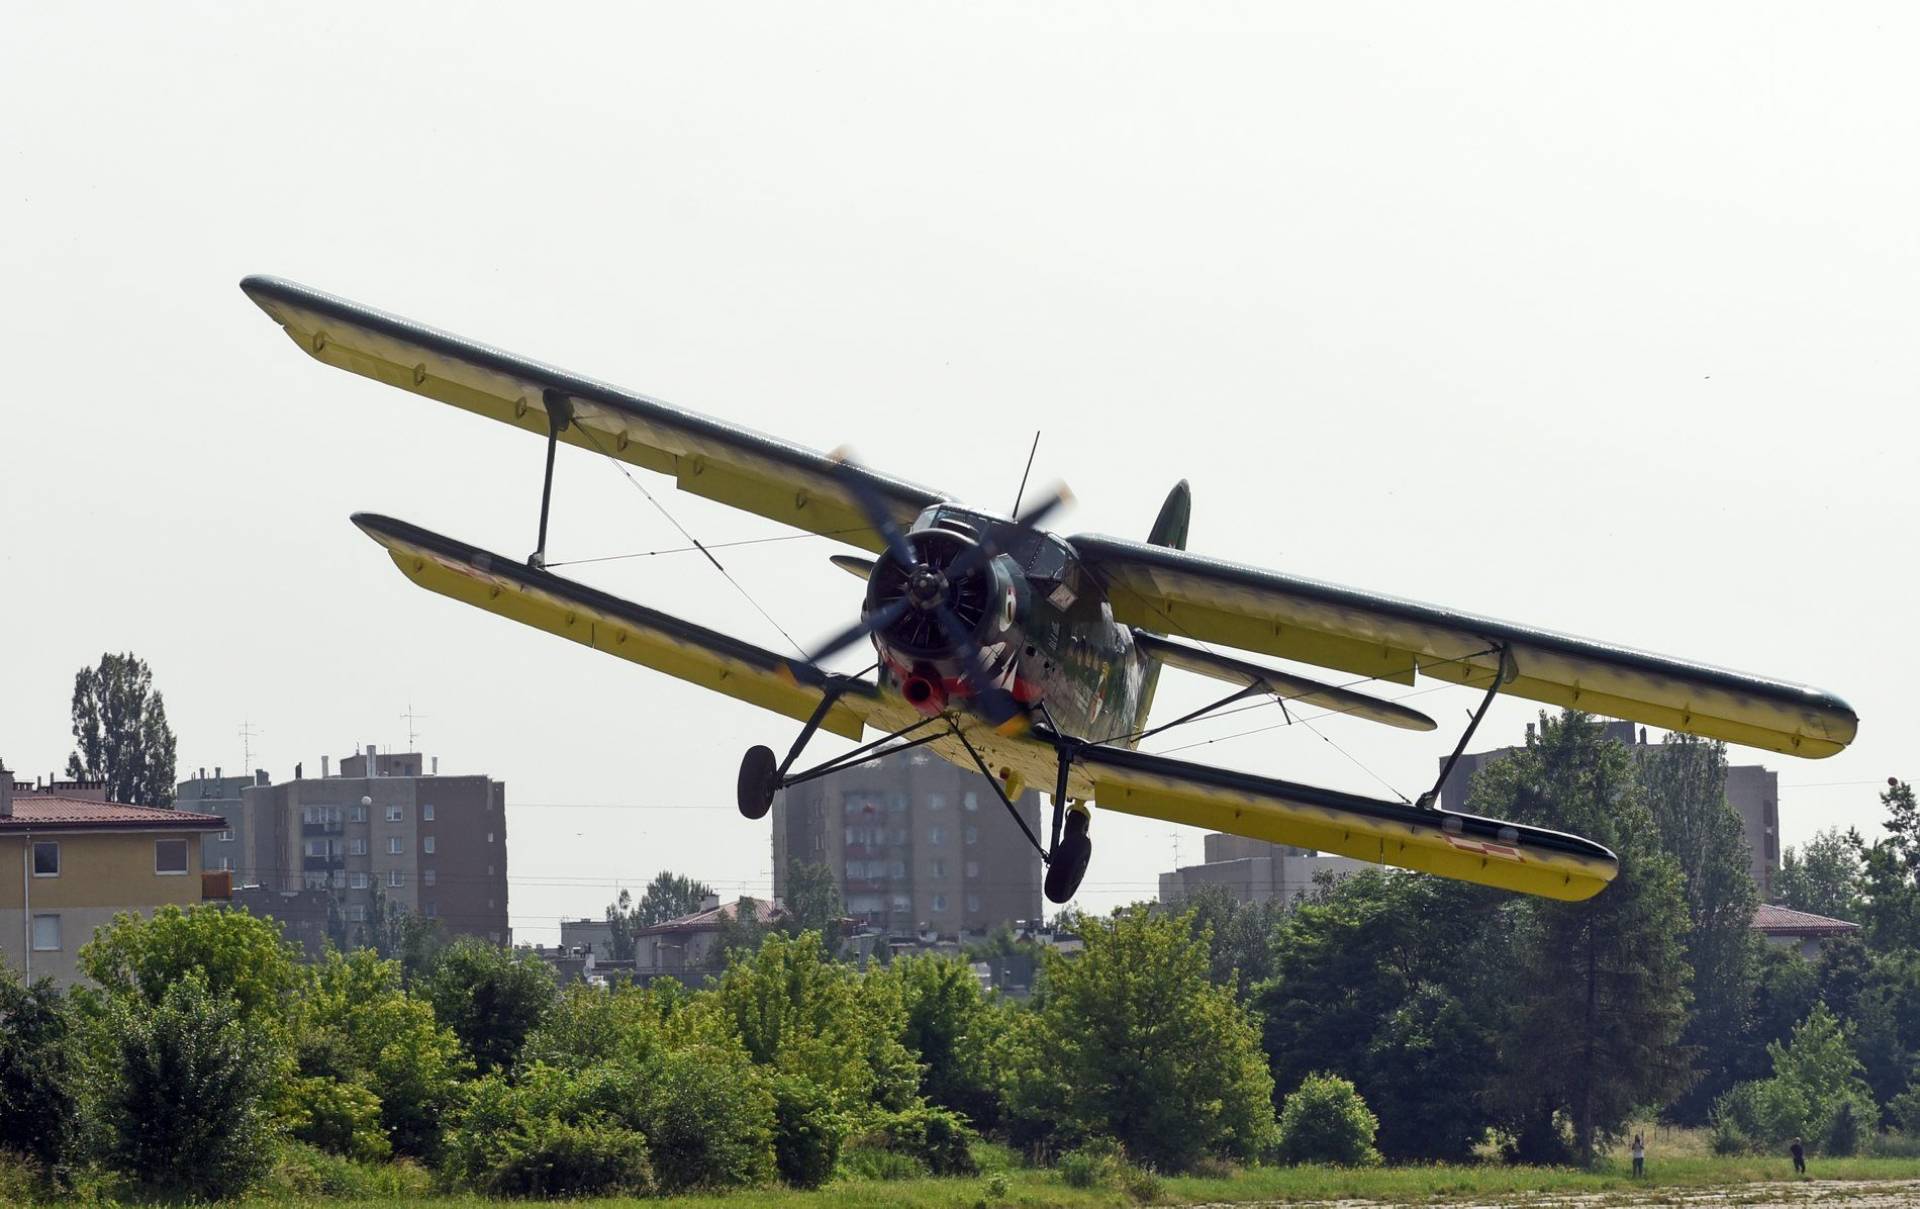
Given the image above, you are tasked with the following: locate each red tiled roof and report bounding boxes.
[0,796,227,831]
[1753,903,1860,936]
[639,897,783,936]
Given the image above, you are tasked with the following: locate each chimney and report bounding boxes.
[1639,727,1648,745]
[367,743,378,776]
[321,755,330,779]
[293,762,303,781]
[701,893,721,913]
[256,769,270,786]
[0,758,13,818]
[1525,722,1536,741]
[431,756,439,776]
[214,766,222,781]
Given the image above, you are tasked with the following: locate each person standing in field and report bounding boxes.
[1631,1132,1645,1178]
[1790,1137,1806,1176]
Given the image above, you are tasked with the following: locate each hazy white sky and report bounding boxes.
[4,4,1914,944]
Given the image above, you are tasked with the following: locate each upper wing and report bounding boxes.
[241,276,948,553]
[1077,743,1617,901]
[353,513,875,740]
[1073,534,1857,759]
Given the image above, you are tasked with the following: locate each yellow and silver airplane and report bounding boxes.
[241,275,1858,906]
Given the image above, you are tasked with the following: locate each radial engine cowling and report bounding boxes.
[863,527,1023,712]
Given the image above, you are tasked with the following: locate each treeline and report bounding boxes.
[3,709,1918,1202]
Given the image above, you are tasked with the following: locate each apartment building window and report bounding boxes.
[386,805,403,822]
[349,837,367,856]
[387,870,404,888]
[350,872,369,890]
[217,856,234,872]
[423,869,436,887]
[963,792,979,812]
[964,826,978,846]
[422,836,436,854]
[31,915,61,951]
[331,870,347,890]
[32,841,58,876]
[965,861,980,879]
[347,905,366,923]
[928,793,946,811]
[423,903,438,918]
[931,860,947,879]
[155,839,188,875]
[350,803,367,823]
[388,837,404,855]
[486,832,494,844]
[423,803,435,821]
[932,894,948,912]
[928,826,946,847]
[966,894,981,914]
[218,829,233,842]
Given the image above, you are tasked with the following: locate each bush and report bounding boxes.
[840,1144,926,1181]
[626,1045,777,1191]
[1275,1073,1381,1166]
[1890,1082,1920,1134]
[487,1119,655,1198]
[103,975,280,1199]
[424,938,555,1075]
[858,1104,980,1177]
[0,969,82,1177]
[771,1074,843,1188]
[287,1075,391,1162]
[269,1141,432,1199]
[1057,1138,1126,1188]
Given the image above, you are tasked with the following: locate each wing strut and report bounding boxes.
[1416,644,1512,810]
[530,389,573,569]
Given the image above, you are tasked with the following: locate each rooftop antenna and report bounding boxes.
[1010,431,1041,517]
[401,701,427,753]
[238,720,262,774]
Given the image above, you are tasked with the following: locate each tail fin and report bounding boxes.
[1147,480,1190,549]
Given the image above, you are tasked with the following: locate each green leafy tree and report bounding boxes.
[102,975,279,1199]
[1844,949,1920,1115]
[1275,1072,1381,1166]
[1736,945,1821,1085]
[780,860,845,955]
[1858,779,1920,952]
[1777,827,1866,921]
[1006,905,1276,1169]
[79,903,299,1023]
[424,938,556,1075]
[1180,884,1287,996]
[0,969,82,1176]
[521,980,688,1071]
[1760,1002,1877,1151]
[352,885,444,984]
[638,870,715,927]
[713,896,775,965]
[873,952,1008,1129]
[295,948,468,1158]
[1253,870,1499,1162]
[1472,712,1695,1166]
[1635,735,1761,1121]
[65,652,177,806]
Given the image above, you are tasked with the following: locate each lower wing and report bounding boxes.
[352,514,875,740]
[1076,743,1617,901]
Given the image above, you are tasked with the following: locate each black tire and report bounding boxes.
[737,745,779,820]
[1044,827,1092,904]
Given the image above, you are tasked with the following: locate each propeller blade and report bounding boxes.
[806,598,909,663]
[828,451,917,568]
[1013,482,1073,532]
[932,603,1023,727]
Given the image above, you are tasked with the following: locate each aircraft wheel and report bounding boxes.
[1044,811,1092,904]
[737,745,779,820]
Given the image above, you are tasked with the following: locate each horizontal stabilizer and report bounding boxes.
[351,514,875,739]
[1078,743,1617,901]
[1134,629,1434,731]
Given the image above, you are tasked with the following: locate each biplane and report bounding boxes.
[241,275,1858,905]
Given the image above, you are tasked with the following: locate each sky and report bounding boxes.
[3,4,1914,945]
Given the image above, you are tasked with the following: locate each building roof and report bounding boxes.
[639,897,783,936]
[1753,903,1861,937]
[0,796,227,832]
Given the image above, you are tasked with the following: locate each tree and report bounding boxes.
[1472,712,1695,1166]
[1777,828,1866,921]
[1005,906,1276,1169]
[103,975,279,1199]
[637,870,715,927]
[424,938,556,1075]
[1180,884,1287,996]
[352,885,444,985]
[0,969,82,1177]
[1858,779,1920,952]
[65,652,177,807]
[79,903,299,1023]
[1635,735,1761,1121]
[873,952,1008,1129]
[1274,1072,1381,1166]
[779,860,844,956]
[1754,1003,1877,1151]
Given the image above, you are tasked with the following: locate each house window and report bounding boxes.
[350,872,369,890]
[155,838,189,875]
[932,894,948,912]
[387,870,404,888]
[349,837,367,856]
[423,836,436,854]
[423,803,435,821]
[32,841,58,877]
[31,915,61,951]
[350,803,367,823]
[424,869,436,887]
[388,837,403,855]
[218,829,233,842]
[386,805,403,822]
[217,856,234,872]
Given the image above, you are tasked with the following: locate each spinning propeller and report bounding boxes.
[802,453,1070,729]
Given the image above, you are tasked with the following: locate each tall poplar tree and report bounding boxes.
[66,651,177,807]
